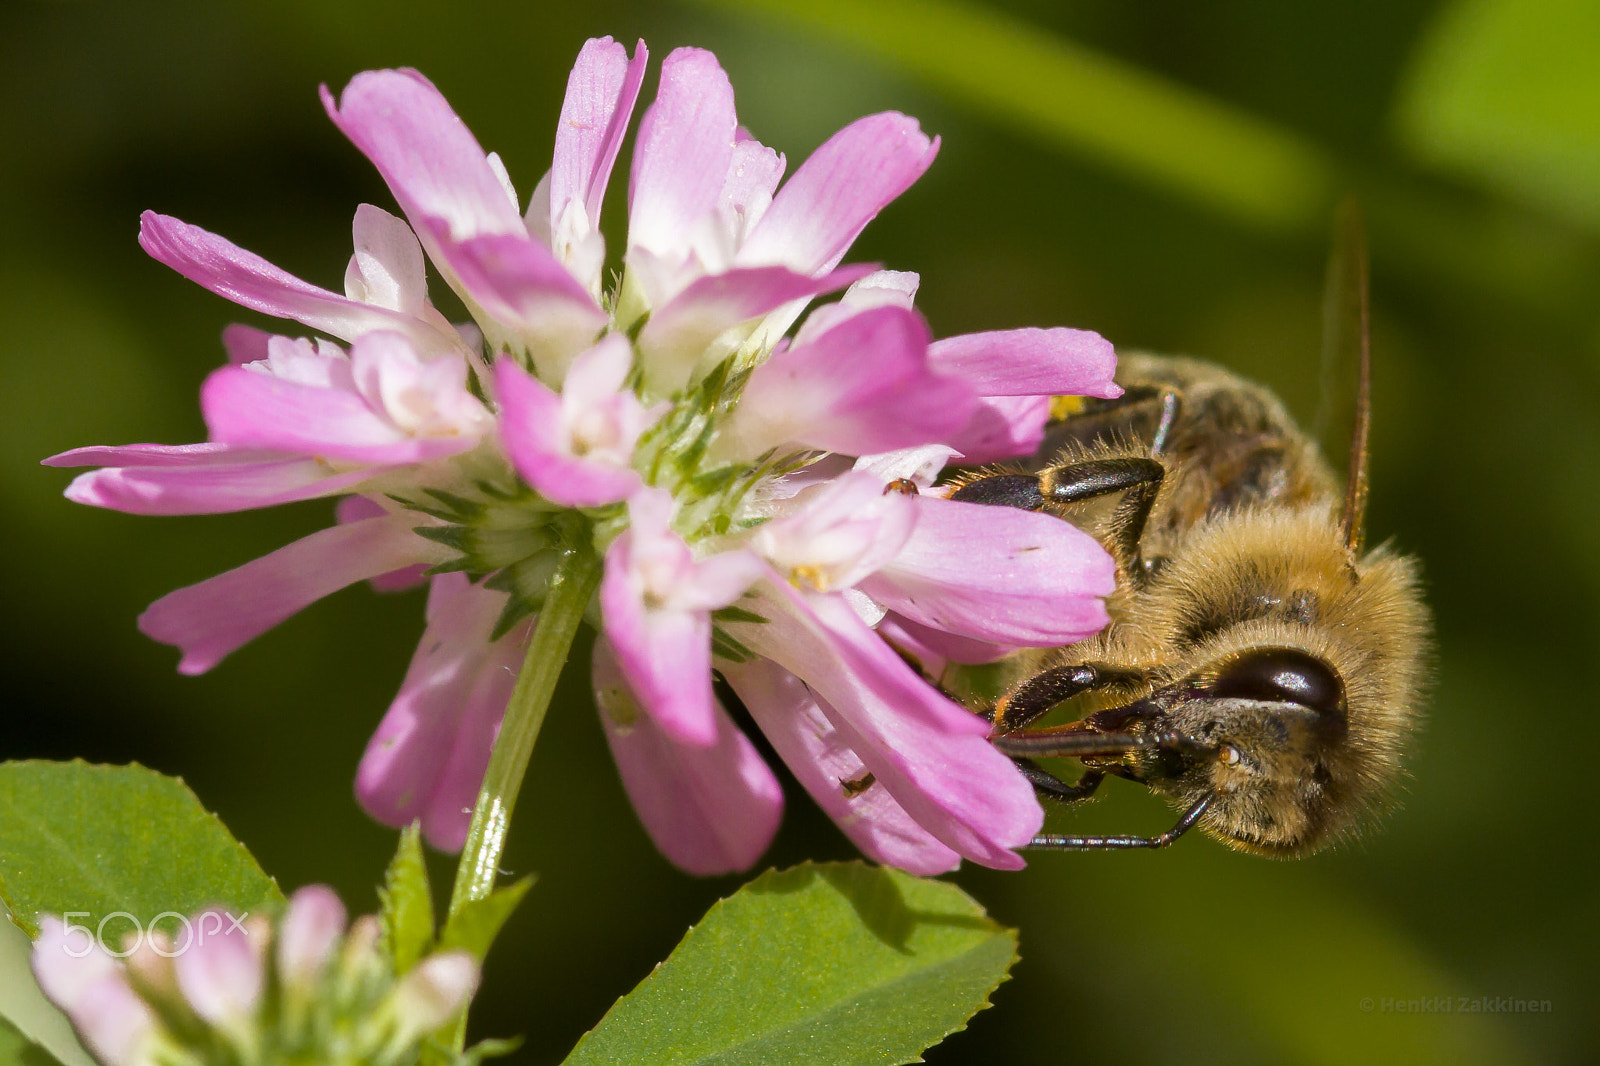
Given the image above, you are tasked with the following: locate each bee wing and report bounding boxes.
[1315,198,1372,556]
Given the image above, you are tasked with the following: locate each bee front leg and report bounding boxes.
[1014,761,1105,805]
[1028,794,1213,851]
[988,662,1146,733]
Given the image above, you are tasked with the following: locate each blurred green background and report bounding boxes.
[3,0,1596,1063]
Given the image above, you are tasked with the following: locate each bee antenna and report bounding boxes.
[1323,198,1372,556]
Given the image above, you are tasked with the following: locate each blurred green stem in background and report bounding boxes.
[691,0,1600,321]
[443,538,603,1040]
[693,0,1334,233]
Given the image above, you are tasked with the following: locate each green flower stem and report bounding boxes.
[442,540,602,1041]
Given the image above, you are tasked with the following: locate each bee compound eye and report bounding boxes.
[1206,647,1346,716]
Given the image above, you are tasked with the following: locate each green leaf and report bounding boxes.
[0,1014,66,1066]
[0,761,281,940]
[561,861,1017,1066]
[380,823,435,975]
[437,876,534,962]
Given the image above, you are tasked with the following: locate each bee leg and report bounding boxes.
[1041,458,1165,585]
[989,662,1146,732]
[1014,761,1104,805]
[951,458,1165,585]
[1027,794,1212,851]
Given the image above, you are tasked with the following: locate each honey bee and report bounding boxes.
[942,213,1430,855]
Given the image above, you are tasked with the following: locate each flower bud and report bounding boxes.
[30,918,156,1066]
[173,909,264,1027]
[387,950,480,1040]
[277,884,347,985]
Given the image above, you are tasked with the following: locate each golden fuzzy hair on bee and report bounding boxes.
[942,352,1432,857]
[1136,504,1429,852]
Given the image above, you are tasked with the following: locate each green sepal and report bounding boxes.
[458,1036,524,1064]
[712,605,768,626]
[414,524,470,550]
[423,489,486,521]
[421,1034,523,1066]
[489,593,537,643]
[710,629,758,664]
[436,876,535,962]
[425,557,481,577]
[379,823,435,975]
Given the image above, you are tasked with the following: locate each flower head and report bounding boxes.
[31,888,481,1066]
[49,37,1122,873]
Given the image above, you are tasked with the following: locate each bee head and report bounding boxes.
[1108,647,1355,856]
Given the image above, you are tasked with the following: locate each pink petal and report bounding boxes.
[345,203,432,316]
[724,305,975,458]
[928,327,1120,398]
[722,136,786,232]
[495,356,640,507]
[427,224,606,376]
[417,635,525,853]
[356,574,530,852]
[594,638,782,875]
[174,910,263,1024]
[628,48,738,257]
[721,657,962,875]
[554,37,650,230]
[851,444,956,488]
[944,394,1051,465]
[323,70,613,359]
[347,330,491,439]
[738,113,938,274]
[336,495,428,591]
[139,212,455,354]
[140,514,437,675]
[61,456,371,516]
[321,70,524,244]
[861,496,1114,646]
[201,363,477,465]
[601,534,719,746]
[637,263,876,386]
[877,611,1015,667]
[597,495,763,746]
[790,269,918,347]
[735,574,1042,869]
[681,549,768,611]
[753,470,916,593]
[222,323,273,364]
[45,442,270,468]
